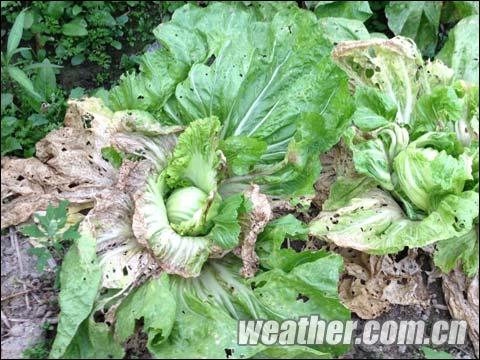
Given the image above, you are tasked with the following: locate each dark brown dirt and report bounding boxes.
[58,63,104,91]
[1,229,58,359]
[57,42,146,92]
[342,278,476,359]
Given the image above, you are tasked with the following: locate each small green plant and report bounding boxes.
[421,346,453,359]
[21,200,80,272]
[2,1,167,86]
[21,321,55,359]
[1,9,65,157]
[22,341,50,359]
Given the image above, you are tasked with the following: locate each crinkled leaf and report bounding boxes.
[221,110,351,198]
[157,2,263,57]
[111,2,283,115]
[164,117,220,193]
[434,227,479,278]
[111,3,354,200]
[351,85,398,131]
[310,190,479,254]
[133,175,211,277]
[220,136,267,176]
[168,13,351,158]
[412,86,464,137]
[115,274,177,350]
[257,214,327,272]
[209,193,248,250]
[109,48,190,114]
[344,128,394,190]
[394,145,472,212]
[407,131,465,157]
[333,36,423,126]
[322,175,377,210]
[161,5,353,198]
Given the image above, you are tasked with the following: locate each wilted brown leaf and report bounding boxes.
[336,247,430,319]
[1,99,119,229]
[235,184,272,278]
[443,268,479,358]
[313,140,354,209]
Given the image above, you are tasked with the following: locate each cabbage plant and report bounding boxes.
[47,3,356,358]
[310,36,479,276]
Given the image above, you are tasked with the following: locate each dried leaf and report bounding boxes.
[80,189,158,291]
[442,268,479,358]
[115,159,155,194]
[314,140,354,208]
[236,184,272,278]
[336,247,429,319]
[1,99,119,229]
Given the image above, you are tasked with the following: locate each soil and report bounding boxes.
[342,279,476,359]
[1,229,58,359]
[57,42,146,92]
[58,62,105,91]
